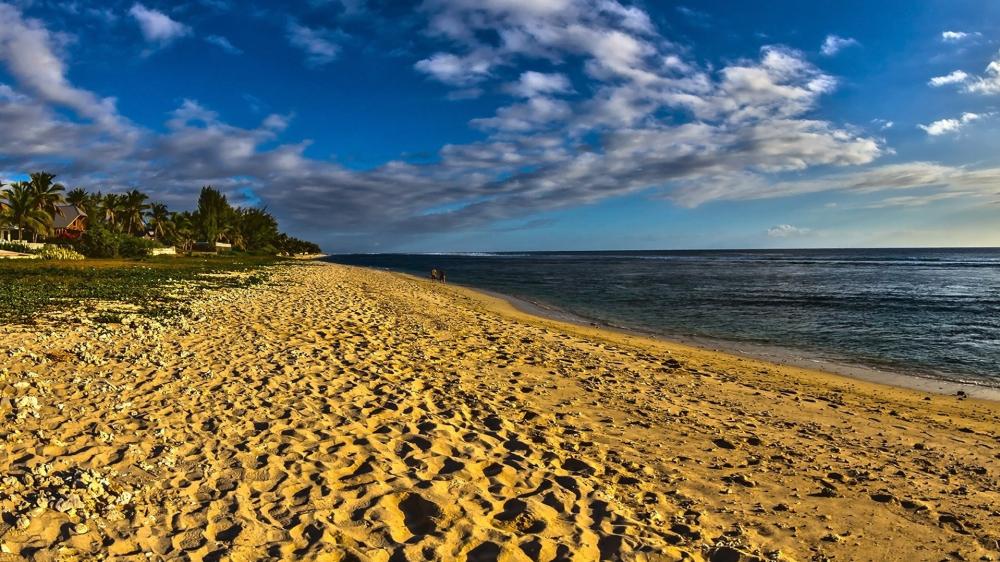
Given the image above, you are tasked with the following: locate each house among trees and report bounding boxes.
[2,203,87,242]
[52,204,88,239]
[3,173,321,256]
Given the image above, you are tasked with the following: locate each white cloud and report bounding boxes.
[928,70,968,87]
[962,50,1000,94]
[206,35,241,54]
[767,224,810,237]
[287,22,341,66]
[918,112,984,136]
[0,82,132,165]
[58,3,118,24]
[704,46,838,123]
[600,0,654,32]
[506,71,572,98]
[472,97,572,131]
[129,3,190,44]
[0,4,124,129]
[415,52,493,85]
[820,35,859,56]
[865,191,971,208]
[871,118,893,130]
[664,161,1000,211]
[415,0,664,88]
[941,31,979,42]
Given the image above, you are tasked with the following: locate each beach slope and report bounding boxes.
[1,263,997,561]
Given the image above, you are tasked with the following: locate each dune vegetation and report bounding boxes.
[0,256,279,324]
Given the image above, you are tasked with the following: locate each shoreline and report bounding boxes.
[387,269,1000,402]
[496,289,1000,402]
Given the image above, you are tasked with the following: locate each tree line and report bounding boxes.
[0,172,320,257]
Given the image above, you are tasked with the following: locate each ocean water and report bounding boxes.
[324,249,1000,387]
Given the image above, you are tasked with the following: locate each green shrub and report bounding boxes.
[119,236,161,258]
[75,222,120,258]
[37,245,85,260]
[72,222,164,258]
[0,241,35,254]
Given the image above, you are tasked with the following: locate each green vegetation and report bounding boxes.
[0,241,34,254]
[35,245,85,260]
[0,242,84,260]
[1,174,57,241]
[0,174,318,324]
[2,173,321,257]
[0,256,281,324]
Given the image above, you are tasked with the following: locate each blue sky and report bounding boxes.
[0,0,999,251]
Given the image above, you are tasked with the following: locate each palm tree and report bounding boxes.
[225,223,245,250]
[147,202,172,240]
[169,211,195,252]
[65,188,88,208]
[102,193,126,231]
[0,180,9,241]
[82,190,105,220]
[2,182,52,241]
[27,172,65,241]
[217,214,239,246]
[121,189,150,235]
[235,207,278,252]
[29,172,65,212]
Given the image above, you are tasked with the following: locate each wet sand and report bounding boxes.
[1,261,998,561]
[476,286,1000,402]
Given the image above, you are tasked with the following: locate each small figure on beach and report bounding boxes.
[430,268,447,283]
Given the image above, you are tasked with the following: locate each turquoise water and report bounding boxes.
[325,249,1000,387]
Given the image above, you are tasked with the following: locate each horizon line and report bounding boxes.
[327,246,1000,255]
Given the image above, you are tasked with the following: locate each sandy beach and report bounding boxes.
[1,262,998,561]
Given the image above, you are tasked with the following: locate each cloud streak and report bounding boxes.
[940,30,979,42]
[928,70,968,87]
[129,3,190,44]
[0,4,128,131]
[963,50,1000,94]
[287,22,342,66]
[820,34,858,56]
[206,34,241,54]
[930,50,1000,95]
[767,224,810,237]
[918,112,986,136]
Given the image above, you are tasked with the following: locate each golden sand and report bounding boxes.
[1,262,998,561]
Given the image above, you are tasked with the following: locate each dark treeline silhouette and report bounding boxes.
[1,173,320,257]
